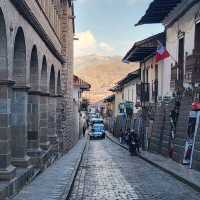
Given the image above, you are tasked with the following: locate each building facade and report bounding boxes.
[123,32,166,104]
[73,75,91,139]
[136,0,200,96]
[110,70,141,116]
[0,0,76,198]
[126,0,200,171]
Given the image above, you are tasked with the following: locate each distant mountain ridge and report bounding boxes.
[74,55,138,102]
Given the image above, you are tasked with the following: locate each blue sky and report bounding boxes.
[74,0,164,57]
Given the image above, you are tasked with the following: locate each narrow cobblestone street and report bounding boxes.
[69,139,200,200]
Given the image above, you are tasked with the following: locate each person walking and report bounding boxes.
[128,130,136,156]
[83,119,87,137]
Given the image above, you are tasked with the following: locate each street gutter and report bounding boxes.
[62,138,89,200]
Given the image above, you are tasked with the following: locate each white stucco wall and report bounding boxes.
[114,91,123,117]
[122,78,140,114]
[162,1,200,96]
[141,57,164,101]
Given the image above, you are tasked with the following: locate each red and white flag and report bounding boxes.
[155,41,170,63]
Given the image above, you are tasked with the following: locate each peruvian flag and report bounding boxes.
[155,41,170,62]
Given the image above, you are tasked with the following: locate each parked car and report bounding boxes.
[89,118,105,139]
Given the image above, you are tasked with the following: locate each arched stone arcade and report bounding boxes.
[0,9,16,180]
[0,7,67,181]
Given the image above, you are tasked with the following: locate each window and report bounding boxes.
[178,37,185,81]
[195,22,200,52]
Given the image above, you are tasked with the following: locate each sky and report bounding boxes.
[74,0,164,57]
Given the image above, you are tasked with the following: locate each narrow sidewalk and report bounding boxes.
[106,132,200,192]
[12,138,87,200]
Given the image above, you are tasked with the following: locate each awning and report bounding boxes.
[117,69,140,87]
[104,95,115,103]
[135,0,182,26]
[123,32,165,63]
[126,47,157,62]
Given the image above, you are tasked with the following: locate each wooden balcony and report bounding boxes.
[152,80,158,103]
[140,82,150,102]
[170,64,178,90]
[185,51,200,84]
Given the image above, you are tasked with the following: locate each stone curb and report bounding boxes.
[12,139,88,200]
[61,138,88,200]
[106,133,200,192]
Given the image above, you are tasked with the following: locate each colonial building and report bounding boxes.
[104,70,141,137]
[123,33,166,104]
[133,0,200,170]
[104,94,116,118]
[0,0,76,198]
[110,69,141,116]
[136,0,200,96]
[73,75,91,139]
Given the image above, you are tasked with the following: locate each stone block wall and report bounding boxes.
[0,0,77,198]
[173,97,193,163]
[149,96,200,171]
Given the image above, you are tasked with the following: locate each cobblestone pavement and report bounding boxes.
[69,138,200,200]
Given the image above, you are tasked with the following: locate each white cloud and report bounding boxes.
[74,31,97,57]
[99,42,114,53]
[74,30,115,57]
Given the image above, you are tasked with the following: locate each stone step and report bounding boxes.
[162,135,170,142]
[172,152,183,163]
[174,137,186,146]
[149,143,160,154]
[151,137,160,145]
[161,147,169,157]
[192,150,200,162]
[191,160,200,171]
[174,144,185,156]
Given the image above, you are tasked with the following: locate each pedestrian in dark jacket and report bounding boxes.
[128,130,140,156]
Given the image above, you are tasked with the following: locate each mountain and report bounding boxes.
[74,54,139,103]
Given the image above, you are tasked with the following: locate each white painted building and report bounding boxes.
[136,0,200,97]
[123,32,166,103]
[110,70,141,116]
[73,75,91,138]
[140,57,165,102]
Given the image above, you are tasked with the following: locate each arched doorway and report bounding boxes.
[57,71,62,95]
[13,27,26,86]
[39,56,50,149]
[27,46,40,155]
[41,56,48,93]
[30,45,39,90]
[48,65,57,148]
[50,65,56,95]
[0,9,8,80]
[0,9,16,179]
[11,27,30,167]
